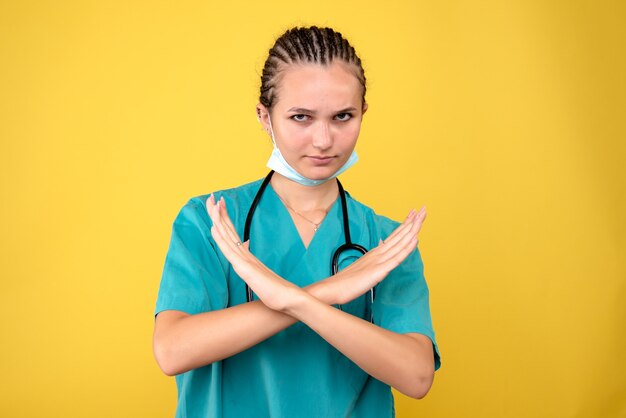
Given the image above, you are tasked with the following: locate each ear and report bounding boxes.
[256,104,271,135]
[361,102,368,115]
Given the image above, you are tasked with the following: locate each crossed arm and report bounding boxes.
[153,195,434,399]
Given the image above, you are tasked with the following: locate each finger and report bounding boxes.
[210,199,243,256]
[395,206,426,242]
[207,194,227,232]
[416,205,426,222]
[373,218,415,259]
[386,235,419,268]
[209,196,224,231]
[381,210,416,244]
[211,224,251,273]
[210,198,243,256]
[409,207,427,236]
[376,212,423,264]
[393,208,425,250]
[378,220,421,267]
[210,224,236,259]
[378,213,418,253]
[218,197,244,246]
[206,194,218,222]
[213,197,241,246]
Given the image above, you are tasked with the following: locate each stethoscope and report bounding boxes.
[243,170,376,322]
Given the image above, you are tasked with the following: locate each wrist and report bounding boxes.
[306,279,339,305]
[323,272,351,305]
[283,286,317,317]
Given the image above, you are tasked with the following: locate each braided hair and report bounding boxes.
[259,26,366,109]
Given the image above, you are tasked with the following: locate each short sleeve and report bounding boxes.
[373,243,442,371]
[154,198,229,316]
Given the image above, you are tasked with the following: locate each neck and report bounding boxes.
[270,172,339,212]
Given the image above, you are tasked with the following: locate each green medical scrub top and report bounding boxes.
[155,178,441,418]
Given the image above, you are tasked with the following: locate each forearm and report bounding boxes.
[153,280,336,376]
[284,290,435,399]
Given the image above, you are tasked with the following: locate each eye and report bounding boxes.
[335,112,353,121]
[291,114,310,122]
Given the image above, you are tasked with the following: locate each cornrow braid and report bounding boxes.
[259,26,366,109]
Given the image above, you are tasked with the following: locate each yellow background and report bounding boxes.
[1,1,624,417]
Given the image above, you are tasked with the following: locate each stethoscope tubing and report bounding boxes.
[242,170,375,321]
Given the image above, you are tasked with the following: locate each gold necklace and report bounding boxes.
[275,193,328,232]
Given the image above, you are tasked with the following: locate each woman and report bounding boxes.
[153,26,441,418]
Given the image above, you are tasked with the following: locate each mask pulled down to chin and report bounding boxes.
[265,115,358,187]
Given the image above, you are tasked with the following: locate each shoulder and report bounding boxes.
[188,178,264,210]
[174,178,265,227]
[344,190,400,241]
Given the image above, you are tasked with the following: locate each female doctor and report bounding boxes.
[153,26,441,418]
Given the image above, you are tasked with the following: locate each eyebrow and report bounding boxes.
[287,107,358,114]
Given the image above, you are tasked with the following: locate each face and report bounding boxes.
[258,61,367,181]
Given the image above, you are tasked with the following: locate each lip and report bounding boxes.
[307,155,336,166]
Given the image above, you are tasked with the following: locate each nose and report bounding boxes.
[312,122,333,151]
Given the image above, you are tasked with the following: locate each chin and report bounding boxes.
[302,166,339,180]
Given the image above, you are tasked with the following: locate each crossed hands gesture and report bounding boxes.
[206,194,426,312]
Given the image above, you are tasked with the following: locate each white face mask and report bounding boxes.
[265,115,358,187]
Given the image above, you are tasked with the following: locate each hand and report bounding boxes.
[326,207,427,305]
[206,194,301,312]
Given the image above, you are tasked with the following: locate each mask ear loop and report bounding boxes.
[267,115,278,147]
[257,107,277,146]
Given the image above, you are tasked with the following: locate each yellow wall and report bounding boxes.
[1,1,624,417]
